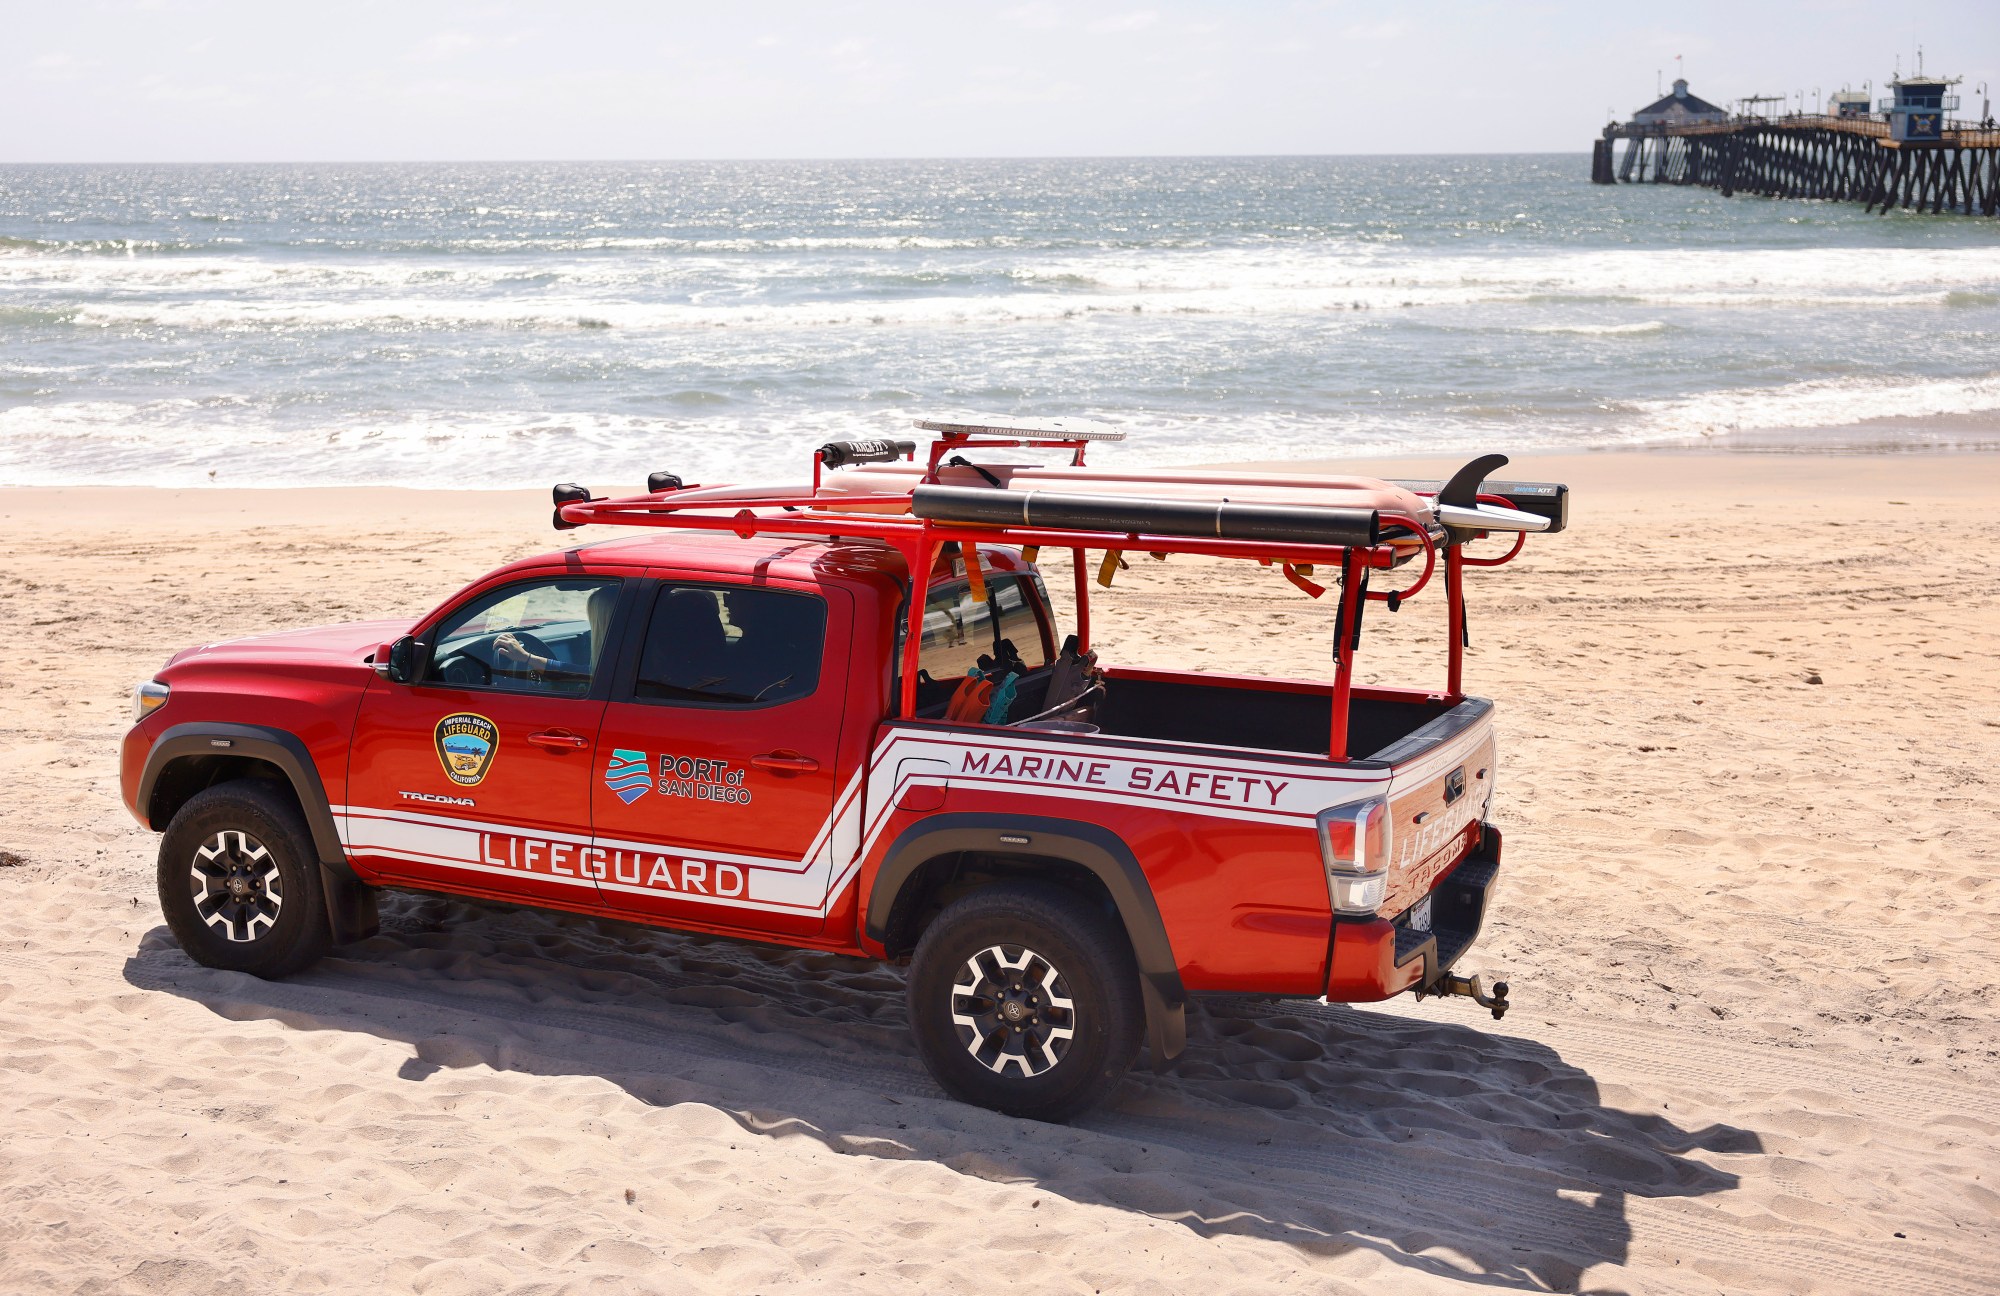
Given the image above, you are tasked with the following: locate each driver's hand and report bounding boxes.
[493,633,535,668]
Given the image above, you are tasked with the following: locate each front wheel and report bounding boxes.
[157,779,332,978]
[907,882,1142,1122]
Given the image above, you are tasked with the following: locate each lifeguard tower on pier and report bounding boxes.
[1881,72,1960,142]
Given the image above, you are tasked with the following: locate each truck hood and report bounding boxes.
[162,619,412,674]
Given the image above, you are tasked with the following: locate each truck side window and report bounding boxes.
[429,578,621,696]
[634,584,827,707]
[919,574,1050,681]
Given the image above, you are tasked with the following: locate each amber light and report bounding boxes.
[132,680,170,722]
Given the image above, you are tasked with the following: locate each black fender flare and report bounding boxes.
[138,721,377,945]
[867,813,1187,1063]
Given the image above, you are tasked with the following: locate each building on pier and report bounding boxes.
[1881,75,1960,142]
[1828,89,1872,121]
[1631,79,1730,128]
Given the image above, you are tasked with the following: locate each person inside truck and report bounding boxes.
[491,584,616,687]
[634,588,730,697]
[631,585,825,705]
[714,587,823,704]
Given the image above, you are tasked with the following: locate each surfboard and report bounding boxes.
[645,458,1442,556]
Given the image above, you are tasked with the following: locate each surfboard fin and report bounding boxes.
[1439,454,1509,509]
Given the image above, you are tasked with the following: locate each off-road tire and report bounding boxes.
[157,779,332,978]
[907,881,1143,1122]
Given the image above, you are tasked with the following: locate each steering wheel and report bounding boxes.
[501,630,557,660]
[490,630,558,683]
[435,651,488,686]
[435,630,560,687]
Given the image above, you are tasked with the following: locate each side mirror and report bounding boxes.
[375,635,417,684]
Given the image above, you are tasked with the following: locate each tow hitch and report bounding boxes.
[1420,972,1510,1021]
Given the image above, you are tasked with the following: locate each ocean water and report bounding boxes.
[3,157,1999,488]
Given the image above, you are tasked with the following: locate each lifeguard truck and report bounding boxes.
[120,420,1567,1120]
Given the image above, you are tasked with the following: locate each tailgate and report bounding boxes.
[1376,698,1497,919]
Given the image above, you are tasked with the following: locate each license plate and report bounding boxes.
[1408,896,1432,933]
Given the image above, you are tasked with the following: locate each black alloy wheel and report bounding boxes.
[949,941,1077,1078]
[189,827,284,942]
[907,881,1142,1122]
[157,779,332,978]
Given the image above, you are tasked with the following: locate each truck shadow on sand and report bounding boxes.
[125,893,1759,1293]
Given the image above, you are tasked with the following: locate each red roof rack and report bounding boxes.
[550,422,1561,758]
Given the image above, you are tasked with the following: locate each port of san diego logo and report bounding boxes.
[604,749,651,804]
[603,750,752,805]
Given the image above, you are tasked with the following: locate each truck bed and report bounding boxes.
[1092,669,1457,762]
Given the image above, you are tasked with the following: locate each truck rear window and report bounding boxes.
[920,574,1049,682]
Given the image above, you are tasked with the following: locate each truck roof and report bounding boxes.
[487,529,1031,589]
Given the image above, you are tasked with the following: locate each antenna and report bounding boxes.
[1656,69,1662,96]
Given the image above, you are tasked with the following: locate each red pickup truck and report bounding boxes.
[121,423,1565,1120]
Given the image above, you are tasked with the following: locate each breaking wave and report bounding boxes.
[4,156,2000,485]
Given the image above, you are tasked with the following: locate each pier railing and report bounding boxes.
[1610,113,1998,147]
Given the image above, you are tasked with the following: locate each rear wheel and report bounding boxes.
[907,882,1142,1122]
[157,779,331,978]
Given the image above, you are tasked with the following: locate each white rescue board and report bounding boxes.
[816,461,1436,535]
[645,460,1439,550]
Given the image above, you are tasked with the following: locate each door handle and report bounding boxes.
[526,729,589,751]
[751,750,819,773]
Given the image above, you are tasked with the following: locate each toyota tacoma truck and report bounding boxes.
[121,421,1566,1121]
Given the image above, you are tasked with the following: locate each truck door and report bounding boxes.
[345,574,626,909]
[590,578,852,940]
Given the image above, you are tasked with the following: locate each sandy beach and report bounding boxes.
[2,449,1996,1294]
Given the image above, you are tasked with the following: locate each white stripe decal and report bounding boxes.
[594,877,821,914]
[340,803,592,846]
[369,849,601,890]
[334,716,1484,922]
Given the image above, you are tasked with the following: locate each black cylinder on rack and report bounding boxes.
[819,439,917,468]
[911,484,1380,548]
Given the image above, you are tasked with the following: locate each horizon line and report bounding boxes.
[0,150,1594,167]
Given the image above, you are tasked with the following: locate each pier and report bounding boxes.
[1592,74,2000,217]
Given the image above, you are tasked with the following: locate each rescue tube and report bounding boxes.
[910,485,1382,549]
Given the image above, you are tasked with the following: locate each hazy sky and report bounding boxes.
[7,1,1996,161]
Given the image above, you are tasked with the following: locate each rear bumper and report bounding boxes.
[1325,824,1502,1001]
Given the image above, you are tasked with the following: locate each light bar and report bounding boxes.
[914,417,1126,442]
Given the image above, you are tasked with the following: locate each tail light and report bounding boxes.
[1317,795,1392,917]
